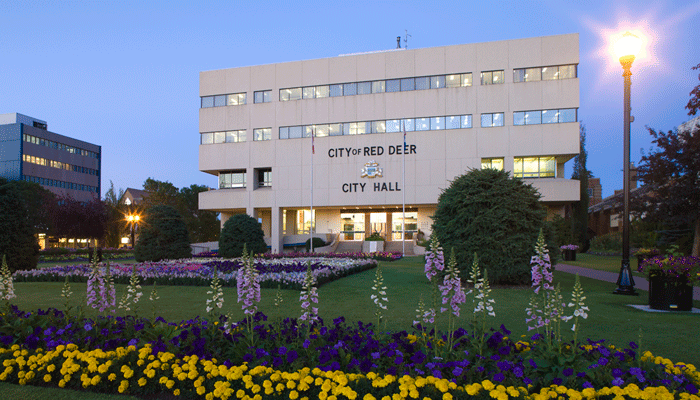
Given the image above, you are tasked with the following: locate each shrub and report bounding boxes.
[589,231,622,253]
[134,205,191,262]
[219,214,267,258]
[0,179,39,272]
[431,168,550,285]
[364,233,384,241]
[305,237,327,251]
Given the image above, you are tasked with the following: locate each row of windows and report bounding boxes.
[22,175,99,193]
[481,156,557,178]
[23,154,99,176]
[23,134,99,159]
[219,168,271,189]
[279,73,473,102]
[200,108,577,144]
[513,109,577,125]
[513,64,577,83]
[279,115,473,139]
[201,64,577,109]
[200,92,247,108]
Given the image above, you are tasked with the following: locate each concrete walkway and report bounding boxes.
[556,263,700,301]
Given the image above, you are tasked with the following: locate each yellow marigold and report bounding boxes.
[466,383,481,396]
[197,386,206,396]
[43,374,51,383]
[290,390,300,399]
[173,389,180,396]
[166,379,175,389]
[482,380,495,391]
[319,391,328,400]
[138,377,147,386]
[581,388,595,399]
[91,375,101,386]
[276,383,286,392]
[58,379,66,388]
[364,394,376,400]
[287,380,297,389]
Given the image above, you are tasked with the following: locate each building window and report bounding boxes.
[480,113,504,127]
[297,210,315,235]
[371,81,385,93]
[513,156,556,178]
[256,168,272,188]
[329,84,343,97]
[480,70,504,85]
[226,93,246,105]
[386,79,401,93]
[514,109,577,125]
[514,65,577,83]
[279,88,302,101]
[253,128,271,141]
[481,158,504,171]
[219,170,246,189]
[254,90,271,103]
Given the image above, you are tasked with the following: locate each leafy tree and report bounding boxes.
[178,184,220,243]
[687,63,700,116]
[134,205,191,262]
[51,195,108,242]
[142,178,180,211]
[431,168,552,285]
[103,181,127,248]
[10,180,56,235]
[571,123,591,252]
[0,178,40,272]
[637,121,700,256]
[219,214,267,258]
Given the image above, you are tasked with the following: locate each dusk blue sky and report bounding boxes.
[2,1,699,199]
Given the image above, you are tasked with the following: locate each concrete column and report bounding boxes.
[271,206,284,254]
[386,212,393,241]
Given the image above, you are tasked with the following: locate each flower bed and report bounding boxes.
[39,248,135,263]
[0,307,698,399]
[13,258,378,290]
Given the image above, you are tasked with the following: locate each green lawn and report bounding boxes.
[3,255,700,398]
[560,252,645,275]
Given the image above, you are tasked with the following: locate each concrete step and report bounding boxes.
[384,241,414,255]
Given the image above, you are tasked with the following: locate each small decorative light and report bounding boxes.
[614,31,643,63]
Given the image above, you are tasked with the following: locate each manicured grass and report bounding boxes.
[4,255,700,398]
[38,258,137,268]
[0,381,140,400]
[559,252,645,275]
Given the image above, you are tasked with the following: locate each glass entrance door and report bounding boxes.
[392,212,418,240]
[340,213,365,241]
[369,212,387,239]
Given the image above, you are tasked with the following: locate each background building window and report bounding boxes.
[254,90,271,103]
[256,168,272,188]
[480,112,504,127]
[253,128,271,141]
[219,170,246,189]
[481,158,504,170]
[227,93,246,105]
[513,156,556,178]
[481,70,504,85]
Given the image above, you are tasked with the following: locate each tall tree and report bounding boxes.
[0,178,40,271]
[142,178,180,211]
[687,63,700,116]
[52,195,108,243]
[637,122,700,256]
[103,181,126,248]
[178,184,220,243]
[571,123,591,252]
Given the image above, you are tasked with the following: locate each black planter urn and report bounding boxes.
[648,274,693,311]
[563,249,576,262]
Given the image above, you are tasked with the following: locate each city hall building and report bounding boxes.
[198,34,580,253]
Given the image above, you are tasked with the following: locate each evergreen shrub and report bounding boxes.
[0,180,39,272]
[134,205,191,262]
[305,237,327,252]
[219,214,267,258]
[431,168,556,285]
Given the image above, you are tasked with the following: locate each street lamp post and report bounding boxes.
[127,215,140,249]
[613,31,642,295]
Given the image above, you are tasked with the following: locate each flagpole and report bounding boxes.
[402,120,406,256]
[310,130,314,253]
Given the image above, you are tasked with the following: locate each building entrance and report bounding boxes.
[340,213,365,241]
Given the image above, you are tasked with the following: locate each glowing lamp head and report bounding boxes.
[127,215,140,223]
[615,31,642,65]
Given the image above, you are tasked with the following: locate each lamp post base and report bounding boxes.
[613,258,638,295]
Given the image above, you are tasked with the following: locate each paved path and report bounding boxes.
[556,263,700,301]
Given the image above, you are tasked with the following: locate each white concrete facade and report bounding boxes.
[199,34,581,253]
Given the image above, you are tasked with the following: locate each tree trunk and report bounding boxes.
[693,218,700,257]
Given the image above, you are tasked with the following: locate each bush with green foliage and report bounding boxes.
[364,233,384,241]
[431,168,555,285]
[305,237,327,252]
[551,215,576,248]
[134,205,191,262]
[0,179,40,272]
[219,214,267,258]
[589,231,622,253]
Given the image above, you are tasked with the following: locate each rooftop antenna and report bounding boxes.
[396,36,401,49]
[404,30,412,49]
